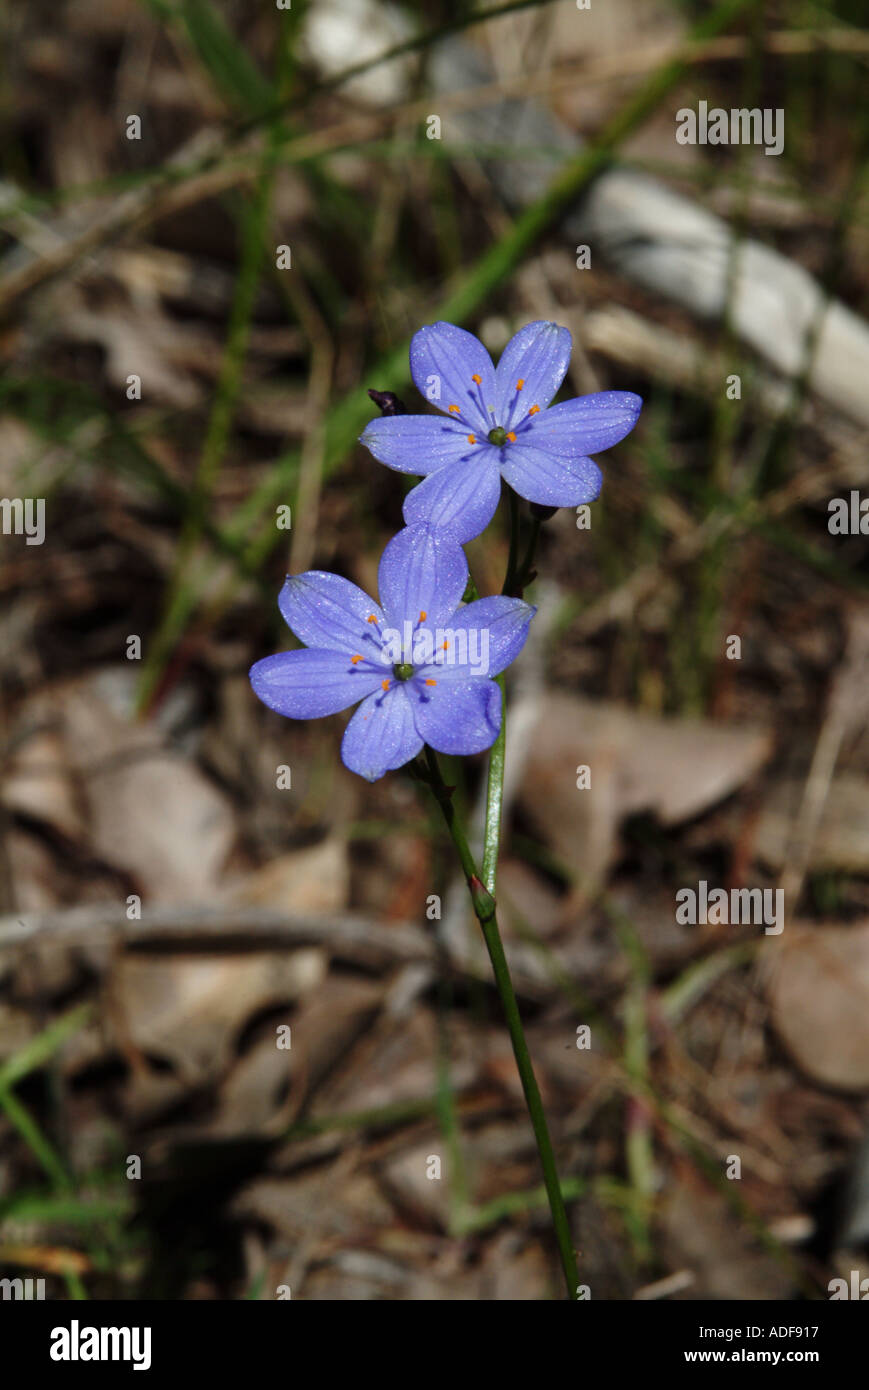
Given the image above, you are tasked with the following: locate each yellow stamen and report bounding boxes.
[467,434,476,444]
[350,654,363,664]
[516,378,525,390]
[424,679,437,686]
[506,431,516,443]
[529,404,540,416]
[448,404,460,414]
[471,373,482,384]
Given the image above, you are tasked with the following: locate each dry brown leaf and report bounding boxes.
[113,950,326,1085]
[281,975,386,1104]
[56,300,209,409]
[496,858,564,942]
[223,837,349,916]
[517,693,772,885]
[660,1176,794,1299]
[211,1034,295,1137]
[311,1006,478,1119]
[767,922,869,1092]
[231,1170,393,1245]
[18,671,236,902]
[381,1141,453,1229]
[3,729,84,841]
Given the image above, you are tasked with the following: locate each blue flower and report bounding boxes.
[360,320,642,543]
[249,526,536,782]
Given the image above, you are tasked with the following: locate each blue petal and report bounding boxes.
[402,454,501,544]
[521,391,642,453]
[411,677,502,756]
[416,596,536,681]
[250,648,380,718]
[341,686,423,781]
[494,320,572,427]
[500,443,602,507]
[409,322,496,434]
[377,524,468,633]
[359,414,473,476]
[278,571,383,653]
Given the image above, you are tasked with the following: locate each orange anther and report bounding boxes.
[350,654,363,664]
[529,404,540,416]
[471,373,482,384]
[516,378,525,390]
[419,610,427,621]
[448,404,460,413]
[467,434,476,444]
[424,679,437,686]
[506,431,516,442]
[381,679,391,692]
[367,613,379,623]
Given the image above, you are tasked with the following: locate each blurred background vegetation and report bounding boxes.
[0,0,868,1300]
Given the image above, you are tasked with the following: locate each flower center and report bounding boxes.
[487,426,508,447]
[393,662,415,682]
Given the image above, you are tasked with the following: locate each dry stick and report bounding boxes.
[0,0,562,315]
[0,0,772,321]
[0,903,432,965]
[0,901,556,1000]
[4,26,862,257]
[778,610,869,914]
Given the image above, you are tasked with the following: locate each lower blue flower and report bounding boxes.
[249,526,536,782]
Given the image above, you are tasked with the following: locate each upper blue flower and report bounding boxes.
[359,320,643,543]
[249,525,535,782]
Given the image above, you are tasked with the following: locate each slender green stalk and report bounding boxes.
[482,489,540,895]
[0,1085,70,1191]
[422,746,579,1300]
[481,493,582,1288]
[481,677,506,896]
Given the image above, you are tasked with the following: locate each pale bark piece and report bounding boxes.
[429,37,869,427]
[755,775,869,875]
[303,3,869,428]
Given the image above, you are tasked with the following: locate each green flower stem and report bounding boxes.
[485,493,544,898]
[422,746,579,1300]
[481,675,506,896]
[482,490,544,895]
